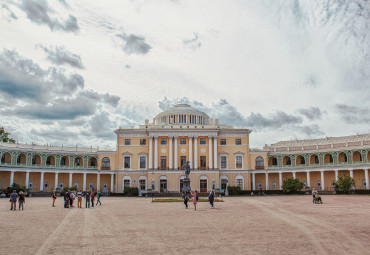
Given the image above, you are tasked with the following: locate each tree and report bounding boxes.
[334,175,355,194]
[282,178,304,193]
[0,126,15,143]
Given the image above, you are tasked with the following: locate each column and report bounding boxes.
[169,136,173,169]
[194,136,198,169]
[55,172,59,190]
[97,173,101,191]
[208,136,213,169]
[174,136,178,170]
[10,171,14,186]
[365,169,369,190]
[189,136,193,169]
[25,171,30,188]
[214,137,218,169]
[69,172,73,187]
[292,172,296,179]
[306,171,311,188]
[320,171,325,191]
[154,137,158,169]
[252,173,256,190]
[111,173,114,192]
[279,172,283,190]
[265,172,269,190]
[149,137,153,169]
[335,170,338,181]
[40,172,44,191]
[83,173,87,191]
[350,169,353,179]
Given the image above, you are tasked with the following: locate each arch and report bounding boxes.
[338,152,347,163]
[324,153,333,164]
[75,156,83,167]
[283,156,291,166]
[1,152,11,164]
[255,156,264,169]
[89,157,97,167]
[352,151,362,162]
[32,155,41,165]
[235,175,244,190]
[268,157,278,166]
[60,156,69,167]
[310,154,319,164]
[17,153,27,165]
[102,157,110,170]
[296,155,305,165]
[46,155,55,166]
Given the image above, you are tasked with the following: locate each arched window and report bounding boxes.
[75,157,82,167]
[89,157,97,167]
[102,157,110,170]
[268,157,277,166]
[283,156,291,166]
[352,151,362,162]
[296,155,305,165]
[338,152,347,163]
[256,157,264,169]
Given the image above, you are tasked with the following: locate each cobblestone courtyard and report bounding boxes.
[1,195,370,255]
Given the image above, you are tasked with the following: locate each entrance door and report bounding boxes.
[160,156,167,170]
[200,179,207,193]
[160,180,167,193]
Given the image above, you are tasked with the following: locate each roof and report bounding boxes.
[155,104,209,117]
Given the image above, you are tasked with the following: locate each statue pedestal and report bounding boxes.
[183,177,191,192]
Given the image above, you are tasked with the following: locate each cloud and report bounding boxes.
[294,124,324,137]
[183,32,201,50]
[335,104,370,123]
[116,33,152,55]
[37,45,84,69]
[58,0,70,8]
[88,112,116,139]
[298,107,322,120]
[19,0,79,33]
[2,4,17,20]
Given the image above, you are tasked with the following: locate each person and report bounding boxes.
[315,193,322,204]
[64,190,70,208]
[96,190,101,206]
[191,190,198,210]
[52,190,57,207]
[250,191,254,196]
[183,191,189,209]
[208,190,215,209]
[90,189,95,207]
[10,190,18,211]
[77,189,83,208]
[72,191,76,207]
[85,190,90,208]
[312,187,318,199]
[69,190,74,207]
[18,191,25,210]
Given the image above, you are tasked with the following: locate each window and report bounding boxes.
[256,157,264,169]
[220,139,226,145]
[44,182,48,189]
[60,157,66,166]
[139,180,146,190]
[300,156,305,164]
[32,155,37,165]
[74,183,79,188]
[272,158,277,166]
[124,180,130,189]
[180,138,186,144]
[75,158,81,166]
[161,156,167,170]
[140,156,146,169]
[140,139,146,145]
[315,155,319,164]
[235,139,241,145]
[221,179,227,190]
[272,182,277,188]
[200,179,207,192]
[200,156,206,169]
[180,156,186,169]
[46,156,51,165]
[200,138,206,145]
[102,157,110,169]
[180,179,184,192]
[161,138,167,145]
[90,158,96,167]
[236,156,243,168]
[286,157,291,165]
[125,139,131,145]
[151,181,155,190]
[329,155,333,163]
[236,179,242,188]
[221,156,227,169]
[124,156,130,169]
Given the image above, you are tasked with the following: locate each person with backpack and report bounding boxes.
[18,191,25,210]
[64,190,70,208]
[208,190,215,209]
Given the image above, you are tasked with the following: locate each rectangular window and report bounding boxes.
[161,138,167,145]
[161,156,167,170]
[125,139,131,145]
[140,156,146,169]
[236,139,241,145]
[124,156,130,169]
[180,156,186,169]
[220,139,226,145]
[124,180,130,188]
[200,156,206,169]
[140,139,146,145]
[236,156,243,168]
[180,138,186,144]
[236,179,242,188]
[221,156,227,169]
[140,180,146,190]
[200,138,206,144]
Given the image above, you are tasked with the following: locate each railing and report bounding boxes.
[268,161,369,170]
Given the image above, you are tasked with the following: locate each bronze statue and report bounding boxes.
[185,161,191,178]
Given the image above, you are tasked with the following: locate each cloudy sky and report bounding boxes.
[1,0,369,149]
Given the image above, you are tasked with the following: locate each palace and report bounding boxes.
[1,104,370,194]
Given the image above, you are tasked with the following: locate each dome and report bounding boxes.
[154,104,209,125]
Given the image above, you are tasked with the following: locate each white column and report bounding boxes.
[174,136,178,170]
[208,136,213,169]
[149,137,153,169]
[154,137,158,169]
[279,172,283,190]
[69,172,73,187]
[25,171,30,188]
[55,172,59,190]
[335,170,338,181]
[214,137,218,169]
[365,169,369,190]
[320,171,325,191]
[10,171,14,186]
[40,172,44,191]
[194,137,198,169]
[350,169,353,179]
[111,173,114,192]
[252,173,256,190]
[189,136,193,169]
[265,172,269,190]
[83,173,87,191]
[292,172,296,179]
[169,136,173,169]
[306,171,311,188]
[97,173,101,191]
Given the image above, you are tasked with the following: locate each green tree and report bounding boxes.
[0,126,16,143]
[282,178,304,193]
[334,175,355,194]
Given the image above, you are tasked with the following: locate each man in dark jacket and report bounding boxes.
[85,190,90,208]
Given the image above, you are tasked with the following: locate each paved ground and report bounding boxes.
[1,195,370,255]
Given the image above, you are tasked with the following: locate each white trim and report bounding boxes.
[138,155,147,170]
[123,155,131,170]
[138,175,147,191]
[159,175,168,180]
[235,154,243,169]
[220,154,228,170]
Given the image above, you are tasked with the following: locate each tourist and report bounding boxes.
[96,190,102,206]
[191,190,198,210]
[77,189,83,208]
[10,190,18,211]
[64,190,70,208]
[72,191,76,207]
[18,191,25,210]
[69,191,74,207]
[52,190,57,207]
[90,189,95,207]
[183,191,189,209]
[312,187,318,199]
[208,190,215,209]
[85,190,90,208]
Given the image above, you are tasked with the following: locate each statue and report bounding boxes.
[182,161,191,192]
[185,161,191,178]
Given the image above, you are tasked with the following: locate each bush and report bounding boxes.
[60,186,79,196]
[123,187,138,196]
[7,183,27,195]
[227,186,242,195]
[282,178,304,194]
[334,175,355,194]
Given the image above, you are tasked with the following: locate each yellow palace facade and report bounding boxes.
[1,104,370,194]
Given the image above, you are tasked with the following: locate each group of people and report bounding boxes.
[312,187,322,204]
[53,189,102,208]
[182,190,215,210]
[9,190,25,211]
